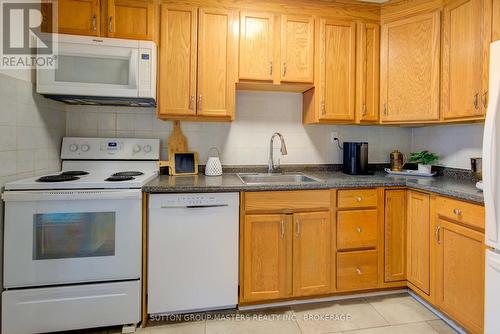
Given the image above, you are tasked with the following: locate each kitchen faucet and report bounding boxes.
[268,132,288,173]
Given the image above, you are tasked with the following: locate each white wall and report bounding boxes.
[66,91,413,165]
[411,124,484,169]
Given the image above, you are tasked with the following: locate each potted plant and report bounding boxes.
[408,151,439,174]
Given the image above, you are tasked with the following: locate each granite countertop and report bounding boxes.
[142,171,484,204]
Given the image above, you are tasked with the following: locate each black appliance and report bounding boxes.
[342,142,372,175]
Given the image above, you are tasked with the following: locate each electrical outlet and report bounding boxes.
[330,131,339,144]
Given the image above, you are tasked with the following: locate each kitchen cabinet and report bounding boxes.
[356,23,380,123]
[406,191,430,295]
[240,190,332,303]
[337,250,379,290]
[54,0,101,36]
[242,214,292,302]
[384,190,407,282]
[442,0,491,120]
[157,5,237,120]
[293,211,331,296]
[107,0,155,40]
[317,19,356,121]
[43,0,156,40]
[239,12,314,85]
[494,0,500,41]
[434,218,485,333]
[280,15,315,83]
[380,11,441,123]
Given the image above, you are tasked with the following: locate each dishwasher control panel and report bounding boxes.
[149,193,239,209]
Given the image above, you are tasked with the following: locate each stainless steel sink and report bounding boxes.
[237,173,323,185]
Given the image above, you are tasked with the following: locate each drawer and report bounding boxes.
[244,190,331,212]
[338,189,378,208]
[337,250,378,290]
[436,196,485,230]
[337,210,378,250]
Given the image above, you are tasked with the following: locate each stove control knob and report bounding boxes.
[133,144,142,153]
[81,144,90,152]
[69,144,79,152]
[143,145,152,153]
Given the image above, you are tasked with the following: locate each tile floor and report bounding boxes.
[73,293,459,334]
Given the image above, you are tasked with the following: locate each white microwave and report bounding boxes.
[37,34,156,107]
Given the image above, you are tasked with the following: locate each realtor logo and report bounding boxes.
[0,0,57,69]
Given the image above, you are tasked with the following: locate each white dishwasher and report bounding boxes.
[148,192,239,314]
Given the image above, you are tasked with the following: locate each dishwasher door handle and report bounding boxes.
[160,204,229,209]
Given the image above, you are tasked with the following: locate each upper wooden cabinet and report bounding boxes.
[406,191,431,295]
[55,0,101,36]
[239,11,275,81]
[442,0,491,120]
[434,215,485,333]
[239,12,314,85]
[494,0,500,41]
[319,19,356,122]
[45,0,156,40]
[384,190,407,282]
[242,214,292,302]
[380,11,441,123]
[281,15,315,83]
[107,0,155,40]
[356,23,380,123]
[157,5,237,120]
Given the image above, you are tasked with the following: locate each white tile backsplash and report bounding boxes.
[66,92,414,164]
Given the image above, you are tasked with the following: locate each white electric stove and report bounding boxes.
[1,137,160,334]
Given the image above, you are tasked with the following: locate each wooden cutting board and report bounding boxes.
[168,120,188,159]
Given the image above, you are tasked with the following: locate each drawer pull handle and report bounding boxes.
[355,267,362,275]
[356,197,362,202]
[453,208,462,216]
[356,227,363,233]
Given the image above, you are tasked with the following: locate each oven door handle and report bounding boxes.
[1,189,142,201]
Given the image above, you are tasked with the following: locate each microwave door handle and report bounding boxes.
[129,49,139,90]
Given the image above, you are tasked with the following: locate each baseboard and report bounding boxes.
[238,288,408,311]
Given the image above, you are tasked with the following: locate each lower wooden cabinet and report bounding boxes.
[293,212,331,297]
[384,190,407,282]
[434,204,485,333]
[337,250,378,290]
[407,191,430,295]
[242,214,292,302]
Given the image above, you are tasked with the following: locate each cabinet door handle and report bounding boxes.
[362,103,367,116]
[321,101,326,115]
[269,61,273,76]
[189,95,194,110]
[108,16,113,33]
[473,93,480,110]
[482,91,489,109]
[282,62,287,77]
[198,94,202,111]
[384,102,388,116]
[435,225,441,244]
[92,14,97,31]
[280,220,285,239]
[295,219,300,238]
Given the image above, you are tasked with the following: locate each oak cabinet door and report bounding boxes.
[442,0,489,119]
[494,0,500,41]
[107,0,155,40]
[356,23,380,123]
[435,219,484,333]
[280,15,314,83]
[157,5,197,117]
[239,12,275,81]
[292,211,331,296]
[197,8,237,118]
[242,214,292,302]
[57,0,100,36]
[318,19,356,121]
[384,190,407,282]
[407,191,430,294]
[380,11,440,122]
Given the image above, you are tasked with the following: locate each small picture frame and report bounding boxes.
[171,152,198,175]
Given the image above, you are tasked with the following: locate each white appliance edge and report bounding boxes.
[483,40,500,334]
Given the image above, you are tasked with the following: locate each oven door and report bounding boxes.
[2,189,142,288]
[37,37,140,98]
